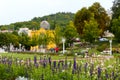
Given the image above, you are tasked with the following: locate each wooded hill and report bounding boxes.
[0,12,74,30]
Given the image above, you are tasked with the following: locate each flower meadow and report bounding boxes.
[0,54,120,80]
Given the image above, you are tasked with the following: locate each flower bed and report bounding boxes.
[0,55,120,80]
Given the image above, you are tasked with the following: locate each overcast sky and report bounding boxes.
[0,0,114,25]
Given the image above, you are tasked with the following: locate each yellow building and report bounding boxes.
[30,20,56,52]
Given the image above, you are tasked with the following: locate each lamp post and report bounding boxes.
[109,39,112,55]
[62,38,65,54]
[19,44,21,51]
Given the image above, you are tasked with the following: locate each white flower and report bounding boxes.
[75,53,77,56]
[118,64,120,67]
[67,62,70,65]
[97,55,101,57]
[107,65,113,68]
[101,63,104,66]
[15,76,28,80]
[62,70,65,72]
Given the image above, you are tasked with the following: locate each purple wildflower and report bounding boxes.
[58,61,60,69]
[34,56,37,65]
[90,63,94,77]
[97,66,102,79]
[105,69,109,79]
[43,61,46,68]
[73,57,77,70]
[53,61,56,68]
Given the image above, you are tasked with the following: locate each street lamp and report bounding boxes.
[62,38,66,54]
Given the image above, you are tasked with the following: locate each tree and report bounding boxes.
[31,34,39,46]
[38,33,49,48]
[19,33,31,50]
[74,2,110,36]
[0,33,19,50]
[53,26,63,46]
[112,0,120,19]
[110,0,120,42]
[42,33,49,47]
[0,33,11,47]
[31,21,39,30]
[0,26,8,30]
[83,16,101,43]
[111,16,120,42]
[74,7,92,35]
[64,21,79,46]
[12,30,19,36]
[9,24,15,30]
[9,33,19,47]
[88,2,110,35]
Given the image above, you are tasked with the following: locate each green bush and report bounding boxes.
[97,43,108,52]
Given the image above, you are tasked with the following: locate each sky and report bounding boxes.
[0,0,114,25]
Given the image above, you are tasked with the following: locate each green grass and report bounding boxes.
[0,53,75,60]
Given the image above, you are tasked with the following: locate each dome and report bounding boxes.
[40,20,50,30]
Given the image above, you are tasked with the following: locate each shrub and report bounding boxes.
[97,43,108,52]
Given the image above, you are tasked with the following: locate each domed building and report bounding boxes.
[30,20,56,52]
[40,20,50,30]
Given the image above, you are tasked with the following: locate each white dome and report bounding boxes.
[40,20,50,30]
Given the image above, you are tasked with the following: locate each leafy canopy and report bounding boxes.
[74,2,110,37]
[83,16,101,43]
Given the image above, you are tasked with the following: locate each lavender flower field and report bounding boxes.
[0,53,120,80]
